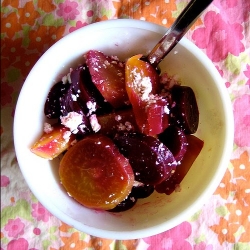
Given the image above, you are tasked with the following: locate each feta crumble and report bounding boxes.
[60,111,83,134]
[130,69,153,101]
[63,131,71,143]
[164,105,170,114]
[71,94,77,101]
[61,69,72,84]
[89,114,101,132]
[115,115,122,121]
[44,122,53,134]
[86,101,97,115]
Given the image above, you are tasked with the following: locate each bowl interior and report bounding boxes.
[14,19,233,239]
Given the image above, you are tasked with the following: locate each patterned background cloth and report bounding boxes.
[1,0,250,249]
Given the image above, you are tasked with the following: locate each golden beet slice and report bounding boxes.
[59,134,134,210]
[31,123,75,160]
[125,54,169,136]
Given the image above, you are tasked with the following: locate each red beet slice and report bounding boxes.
[86,50,129,109]
[70,65,112,115]
[59,85,91,135]
[44,81,70,119]
[171,85,199,134]
[158,125,188,162]
[114,133,177,185]
[155,134,204,195]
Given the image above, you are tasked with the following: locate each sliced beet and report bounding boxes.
[86,50,129,109]
[81,64,113,115]
[113,133,177,185]
[59,85,91,135]
[60,84,80,115]
[44,81,70,119]
[71,65,112,115]
[70,66,89,114]
[125,54,169,136]
[158,125,188,162]
[59,134,135,210]
[171,85,199,134]
[155,134,204,195]
[60,85,72,116]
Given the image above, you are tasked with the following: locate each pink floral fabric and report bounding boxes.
[144,222,192,250]
[56,0,80,21]
[4,219,25,238]
[1,0,249,249]
[192,11,245,62]
[233,95,250,147]
[31,202,52,222]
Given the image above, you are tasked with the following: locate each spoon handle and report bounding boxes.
[147,0,213,67]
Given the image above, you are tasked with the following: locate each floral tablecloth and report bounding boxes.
[1,0,250,249]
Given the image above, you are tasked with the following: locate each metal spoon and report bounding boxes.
[145,0,213,68]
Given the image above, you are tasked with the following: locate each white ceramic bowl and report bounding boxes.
[14,19,234,240]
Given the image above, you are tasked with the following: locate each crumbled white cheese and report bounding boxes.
[89,114,101,132]
[60,112,83,134]
[86,101,97,115]
[71,94,77,101]
[104,60,110,66]
[164,105,170,114]
[117,123,126,131]
[111,55,119,61]
[115,115,122,121]
[61,75,67,84]
[125,121,133,131]
[133,181,144,187]
[140,77,152,100]
[61,71,72,84]
[63,131,71,142]
[131,69,152,101]
[149,56,156,64]
[78,123,87,133]
[158,143,165,152]
[43,122,53,134]
[130,197,136,202]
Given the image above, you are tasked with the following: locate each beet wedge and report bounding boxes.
[125,54,170,136]
[86,50,129,109]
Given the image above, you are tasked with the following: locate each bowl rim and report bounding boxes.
[14,19,234,240]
